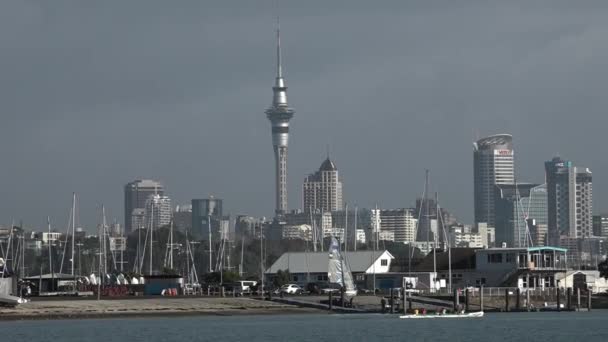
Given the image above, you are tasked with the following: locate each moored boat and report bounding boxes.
[400,311,484,319]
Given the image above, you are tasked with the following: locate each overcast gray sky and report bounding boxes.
[2,0,608,231]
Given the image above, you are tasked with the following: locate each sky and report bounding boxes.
[2,0,608,231]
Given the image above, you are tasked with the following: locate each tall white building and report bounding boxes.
[473,134,515,227]
[370,209,417,243]
[303,158,343,214]
[145,194,172,230]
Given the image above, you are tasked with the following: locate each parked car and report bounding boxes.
[279,284,303,295]
[306,282,340,295]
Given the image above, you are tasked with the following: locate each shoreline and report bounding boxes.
[0,297,325,322]
[0,307,322,322]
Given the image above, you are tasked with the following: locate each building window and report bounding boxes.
[317,275,323,281]
[487,253,503,263]
[506,253,515,263]
[293,276,298,282]
[380,259,388,266]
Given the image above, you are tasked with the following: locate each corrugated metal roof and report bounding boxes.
[266,250,393,274]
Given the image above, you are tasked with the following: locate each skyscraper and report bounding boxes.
[191,197,224,240]
[545,157,593,244]
[303,157,343,214]
[124,179,164,234]
[265,24,295,218]
[495,183,547,248]
[473,134,515,227]
[144,194,172,230]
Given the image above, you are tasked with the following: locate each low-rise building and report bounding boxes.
[265,250,394,289]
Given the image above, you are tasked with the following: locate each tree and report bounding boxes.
[599,260,608,279]
[273,269,291,288]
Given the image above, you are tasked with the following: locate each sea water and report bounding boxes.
[2,312,608,341]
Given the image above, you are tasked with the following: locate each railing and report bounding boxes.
[412,286,560,298]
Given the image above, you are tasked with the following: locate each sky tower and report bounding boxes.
[265,22,294,217]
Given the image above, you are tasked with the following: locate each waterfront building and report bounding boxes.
[144,194,172,230]
[124,179,164,234]
[265,24,295,218]
[303,158,343,214]
[473,134,515,227]
[545,157,593,244]
[495,183,547,248]
[265,250,394,289]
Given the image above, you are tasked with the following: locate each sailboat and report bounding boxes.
[327,237,357,298]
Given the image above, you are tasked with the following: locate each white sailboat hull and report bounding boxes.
[400,311,484,319]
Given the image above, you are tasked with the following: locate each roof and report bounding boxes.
[475,134,512,148]
[266,250,393,274]
[319,158,337,172]
[23,273,79,280]
[476,246,568,253]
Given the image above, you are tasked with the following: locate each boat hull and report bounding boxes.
[399,312,484,319]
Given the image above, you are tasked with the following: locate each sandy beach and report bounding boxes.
[0,297,322,321]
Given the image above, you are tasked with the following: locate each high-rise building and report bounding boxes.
[144,194,172,230]
[545,158,593,242]
[173,204,192,231]
[265,25,295,218]
[370,209,417,243]
[495,183,547,248]
[303,158,343,214]
[191,197,224,240]
[473,134,515,227]
[414,198,458,244]
[593,215,608,237]
[124,179,164,234]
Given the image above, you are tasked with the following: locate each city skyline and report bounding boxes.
[2,1,608,230]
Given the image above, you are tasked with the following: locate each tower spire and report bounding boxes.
[276,16,282,78]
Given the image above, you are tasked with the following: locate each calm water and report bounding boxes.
[2,312,608,341]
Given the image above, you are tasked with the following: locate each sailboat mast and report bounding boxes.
[71,193,76,276]
[354,206,358,252]
[48,216,54,291]
[344,204,348,253]
[425,169,430,256]
[208,214,213,273]
[169,218,174,270]
[149,202,154,275]
[433,192,438,291]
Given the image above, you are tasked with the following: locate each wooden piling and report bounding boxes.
[587,290,592,311]
[465,288,470,312]
[453,289,458,311]
[567,288,572,311]
[556,288,561,312]
[389,288,394,314]
[403,289,407,314]
[328,292,333,312]
[480,286,484,312]
[516,288,521,311]
[577,288,581,311]
[505,288,510,312]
